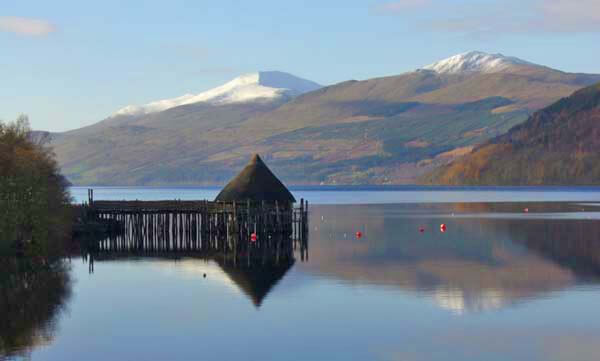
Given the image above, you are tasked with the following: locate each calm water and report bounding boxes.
[7,187,600,361]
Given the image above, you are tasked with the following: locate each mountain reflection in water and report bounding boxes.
[80,202,600,314]
[302,203,600,313]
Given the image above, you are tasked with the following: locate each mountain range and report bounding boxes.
[49,51,600,186]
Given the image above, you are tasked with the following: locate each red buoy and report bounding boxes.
[419,227,425,233]
[524,208,529,213]
[440,223,447,232]
[250,233,257,242]
[356,231,362,239]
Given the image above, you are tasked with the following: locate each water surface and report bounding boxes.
[6,187,600,361]
[70,185,600,204]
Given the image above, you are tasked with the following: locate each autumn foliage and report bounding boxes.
[424,83,600,185]
[0,115,71,259]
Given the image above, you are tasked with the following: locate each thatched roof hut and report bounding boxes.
[215,154,296,203]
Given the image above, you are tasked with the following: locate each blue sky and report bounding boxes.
[2,0,600,131]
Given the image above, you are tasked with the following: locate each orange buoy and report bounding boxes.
[440,223,446,232]
[250,233,257,242]
[356,231,362,239]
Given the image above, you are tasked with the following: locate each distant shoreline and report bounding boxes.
[69,184,600,191]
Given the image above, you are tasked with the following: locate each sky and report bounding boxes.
[2,0,600,132]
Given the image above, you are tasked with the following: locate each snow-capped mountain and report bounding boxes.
[114,71,321,117]
[422,51,534,74]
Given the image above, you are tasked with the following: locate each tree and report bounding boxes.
[0,115,71,260]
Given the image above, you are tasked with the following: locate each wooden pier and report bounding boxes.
[81,190,309,266]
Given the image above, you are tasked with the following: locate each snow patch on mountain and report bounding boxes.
[114,71,321,117]
[422,51,533,74]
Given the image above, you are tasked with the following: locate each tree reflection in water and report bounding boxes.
[0,259,71,360]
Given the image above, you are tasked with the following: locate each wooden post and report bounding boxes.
[304,199,308,244]
[247,199,251,266]
[300,198,304,242]
[232,201,237,265]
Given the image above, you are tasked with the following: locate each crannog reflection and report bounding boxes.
[0,260,71,360]
[216,259,295,307]
[302,203,600,313]
[71,201,308,307]
[81,253,295,308]
[80,226,302,308]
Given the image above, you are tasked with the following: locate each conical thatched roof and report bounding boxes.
[215,154,296,203]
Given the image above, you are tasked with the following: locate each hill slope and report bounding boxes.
[50,52,600,186]
[422,82,600,185]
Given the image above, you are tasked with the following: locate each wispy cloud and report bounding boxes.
[538,0,600,32]
[0,16,56,36]
[376,0,431,13]
[378,0,600,36]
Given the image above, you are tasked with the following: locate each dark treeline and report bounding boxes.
[1,115,74,358]
[0,115,72,260]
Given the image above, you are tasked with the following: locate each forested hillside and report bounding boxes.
[423,83,600,185]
